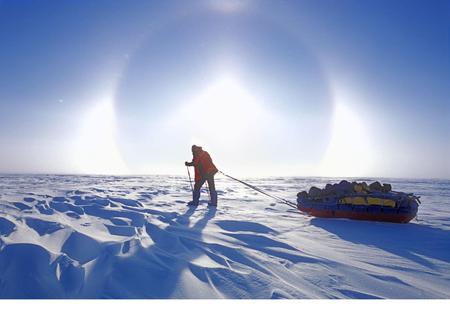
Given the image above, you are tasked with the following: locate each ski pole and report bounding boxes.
[186,166,193,192]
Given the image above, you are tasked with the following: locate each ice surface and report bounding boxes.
[0,175,449,299]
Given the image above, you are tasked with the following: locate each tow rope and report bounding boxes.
[218,171,298,209]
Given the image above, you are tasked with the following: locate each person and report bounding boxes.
[185,145,218,207]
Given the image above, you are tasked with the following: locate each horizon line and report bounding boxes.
[0,172,448,181]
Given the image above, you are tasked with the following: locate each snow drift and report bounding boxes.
[0,175,449,298]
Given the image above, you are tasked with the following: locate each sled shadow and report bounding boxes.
[310,218,450,269]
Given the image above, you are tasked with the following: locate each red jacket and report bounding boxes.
[192,150,218,182]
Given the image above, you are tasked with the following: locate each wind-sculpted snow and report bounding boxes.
[0,175,449,298]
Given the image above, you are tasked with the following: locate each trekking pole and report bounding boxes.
[186,166,193,192]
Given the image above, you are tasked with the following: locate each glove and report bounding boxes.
[185,161,189,166]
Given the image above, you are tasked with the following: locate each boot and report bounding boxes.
[188,187,201,206]
[208,190,218,207]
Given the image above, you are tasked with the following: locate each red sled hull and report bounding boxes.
[298,206,416,223]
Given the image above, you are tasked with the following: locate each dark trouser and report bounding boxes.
[193,174,217,206]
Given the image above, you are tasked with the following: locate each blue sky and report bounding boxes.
[0,0,449,178]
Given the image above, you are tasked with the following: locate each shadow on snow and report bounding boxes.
[310,218,450,269]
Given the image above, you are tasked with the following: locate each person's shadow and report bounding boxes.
[173,205,197,225]
[88,205,218,298]
[174,205,217,230]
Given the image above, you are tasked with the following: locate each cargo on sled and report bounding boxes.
[297,181,420,223]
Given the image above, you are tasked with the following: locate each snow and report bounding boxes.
[0,175,449,299]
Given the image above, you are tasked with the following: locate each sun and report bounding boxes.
[162,75,276,156]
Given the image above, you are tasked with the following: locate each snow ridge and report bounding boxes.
[0,175,449,299]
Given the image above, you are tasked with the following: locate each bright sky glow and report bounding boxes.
[208,0,249,14]
[70,96,129,175]
[165,75,273,145]
[158,75,284,175]
[0,0,448,178]
[320,91,374,177]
